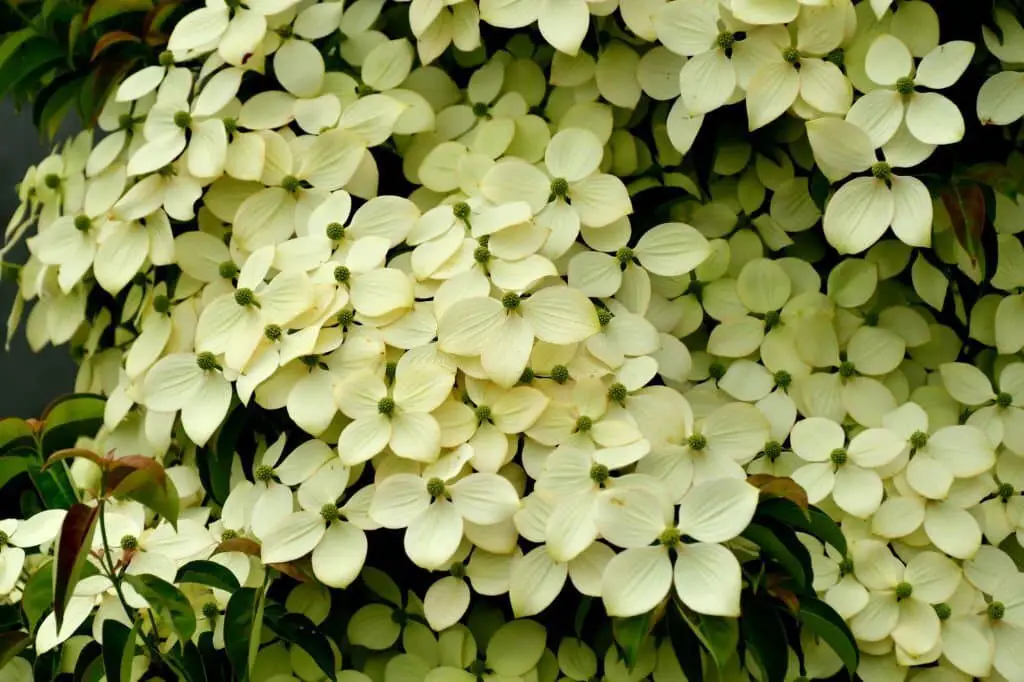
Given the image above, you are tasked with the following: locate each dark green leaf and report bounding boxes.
[263,604,337,681]
[756,499,847,557]
[666,603,703,682]
[37,76,83,141]
[34,648,60,682]
[53,503,99,630]
[0,604,22,631]
[73,641,103,682]
[26,460,78,509]
[941,181,987,269]
[109,459,180,528]
[0,631,29,670]
[163,641,207,682]
[809,170,830,212]
[101,620,139,682]
[0,29,37,74]
[176,560,241,593]
[40,394,105,455]
[998,535,1024,571]
[85,0,154,27]
[741,596,788,682]
[573,597,592,638]
[123,574,196,643]
[0,454,31,494]
[798,597,858,675]
[0,417,34,455]
[742,522,811,592]
[22,557,51,630]
[0,38,64,101]
[224,587,265,682]
[612,612,656,670]
[674,603,738,671]
[806,508,847,557]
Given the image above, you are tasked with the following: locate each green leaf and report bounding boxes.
[36,75,83,141]
[998,535,1024,572]
[101,620,139,682]
[175,560,241,593]
[263,604,337,681]
[22,560,53,632]
[361,566,402,606]
[0,454,31,494]
[0,631,29,671]
[740,596,788,682]
[109,458,180,528]
[612,611,656,670]
[123,574,196,644]
[203,406,247,505]
[73,641,104,682]
[26,459,78,509]
[741,522,811,592]
[0,418,34,455]
[666,603,703,682]
[40,394,105,455]
[941,180,986,270]
[163,641,208,682]
[0,29,37,75]
[573,596,592,638]
[674,603,738,671]
[34,647,61,682]
[53,503,99,630]
[0,604,21,632]
[0,38,64,100]
[798,597,858,675]
[85,0,154,27]
[224,587,266,682]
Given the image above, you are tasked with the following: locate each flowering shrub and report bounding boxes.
[2,0,1024,680]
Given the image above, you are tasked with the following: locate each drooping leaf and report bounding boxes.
[0,630,28,671]
[108,457,180,528]
[43,448,106,471]
[91,31,143,61]
[203,406,248,505]
[22,559,53,631]
[53,503,99,630]
[741,596,788,682]
[175,560,241,593]
[224,587,265,682]
[666,603,703,682]
[85,0,155,27]
[941,180,986,269]
[673,602,738,671]
[263,604,337,681]
[797,597,858,675]
[101,619,139,682]
[755,499,846,556]
[741,522,811,592]
[123,574,196,644]
[40,394,105,455]
[0,417,35,455]
[613,610,659,670]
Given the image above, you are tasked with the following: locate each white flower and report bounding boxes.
[597,478,759,617]
[479,0,591,55]
[140,351,235,446]
[0,511,66,595]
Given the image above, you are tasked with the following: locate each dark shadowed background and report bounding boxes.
[0,99,76,417]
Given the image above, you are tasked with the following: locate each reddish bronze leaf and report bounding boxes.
[54,503,100,630]
[747,474,809,512]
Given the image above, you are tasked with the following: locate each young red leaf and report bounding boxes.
[53,503,100,630]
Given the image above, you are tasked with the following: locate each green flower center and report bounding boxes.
[773,370,792,390]
[426,477,446,498]
[120,534,139,551]
[910,430,929,449]
[196,352,219,371]
[597,308,613,326]
[474,405,492,422]
[550,177,569,199]
[450,562,467,579]
[575,416,593,433]
[74,215,92,232]
[219,261,239,279]
[871,162,893,181]
[254,464,275,483]
[0,531,9,547]
[326,222,345,241]
[334,266,351,284]
[452,201,471,221]
[43,173,61,189]
[518,367,536,384]
[708,362,726,380]
[153,295,171,314]
[473,246,491,264]
[501,292,521,310]
[988,601,1005,620]
[838,361,857,378]
[830,448,848,466]
[999,483,1016,502]
[202,602,219,619]
[716,31,735,50]
[933,603,951,620]
[173,111,192,129]
[688,434,707,451]
[320,504,340,523]
[589,464,610,485]
[234,288,256,307]
[471,102,490,118]
[378,397,395,416]
[281,175,301,193]
[763,310,781,330]
[551,365,570,384]
[895,582,913,600]
[264,324,282,342]
[895,77,915,95]
[608,383,628,404]
[763,441,782,461]
[337,309,355,327]
[158,51,175,67]
[220,529,239,540]
[838,558,854,576]
[615,247,634,266]
[659,527,681,547]
[997,392,1013,408]
[783,47,801,65]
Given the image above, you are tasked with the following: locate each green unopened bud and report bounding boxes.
[608,383,628,404]
[326,222,345,240]
[773,370,792,390]
[220,529,239,541]
[219,261,239,279]
[452,201,472,220]
[716,31,735,50]
[337,309,355,327]
[688,434,707,451]
[120,534,139,551]
[501,292,521,310]
[426,477,446,498]
[518,367,535,384]
[895,582,913,600]
[234,288,256,307]
[998,482,1016,501]
[895,77,915,95]
[934,603,951,620]
[196,352,218,371]
[158,51,175,67]
[471,102,489,118]
[782,47,800,64]
[254,464,275,483]
[997,392,1013,408]
[589,463,610,485]
[597,308,613,326]
[74,215,92,232]
[709,362,726,380]
[474,246,491,264]
[173,110,192,129]
[202,602,219,619]
[43,173,61,189]
[838,361,857,378]
[551,365,570,384]
[550,177,569,199]
[763,441,782,461]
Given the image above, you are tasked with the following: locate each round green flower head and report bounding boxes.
[219,261,239,279]
[378,397,395,416]
[120,535,139,551]
[997,392,1013,408]
[688,434,707,451]
[550,177,569,199]
[575,416,593,432]
[174,111,192,129]
[589,463,610,486]
[234,288,256,306]
[551,365,570,384]
[426,477,446,498]
[74,215,91,232]
[895,582,913,600]
[196,352,218,371]
[326,222,345,240]
[608,383,628,403]
[254,464,275,483]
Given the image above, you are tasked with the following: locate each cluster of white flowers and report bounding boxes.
[4,0,1024,680]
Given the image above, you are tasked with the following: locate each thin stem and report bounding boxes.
[97,494,134,620]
